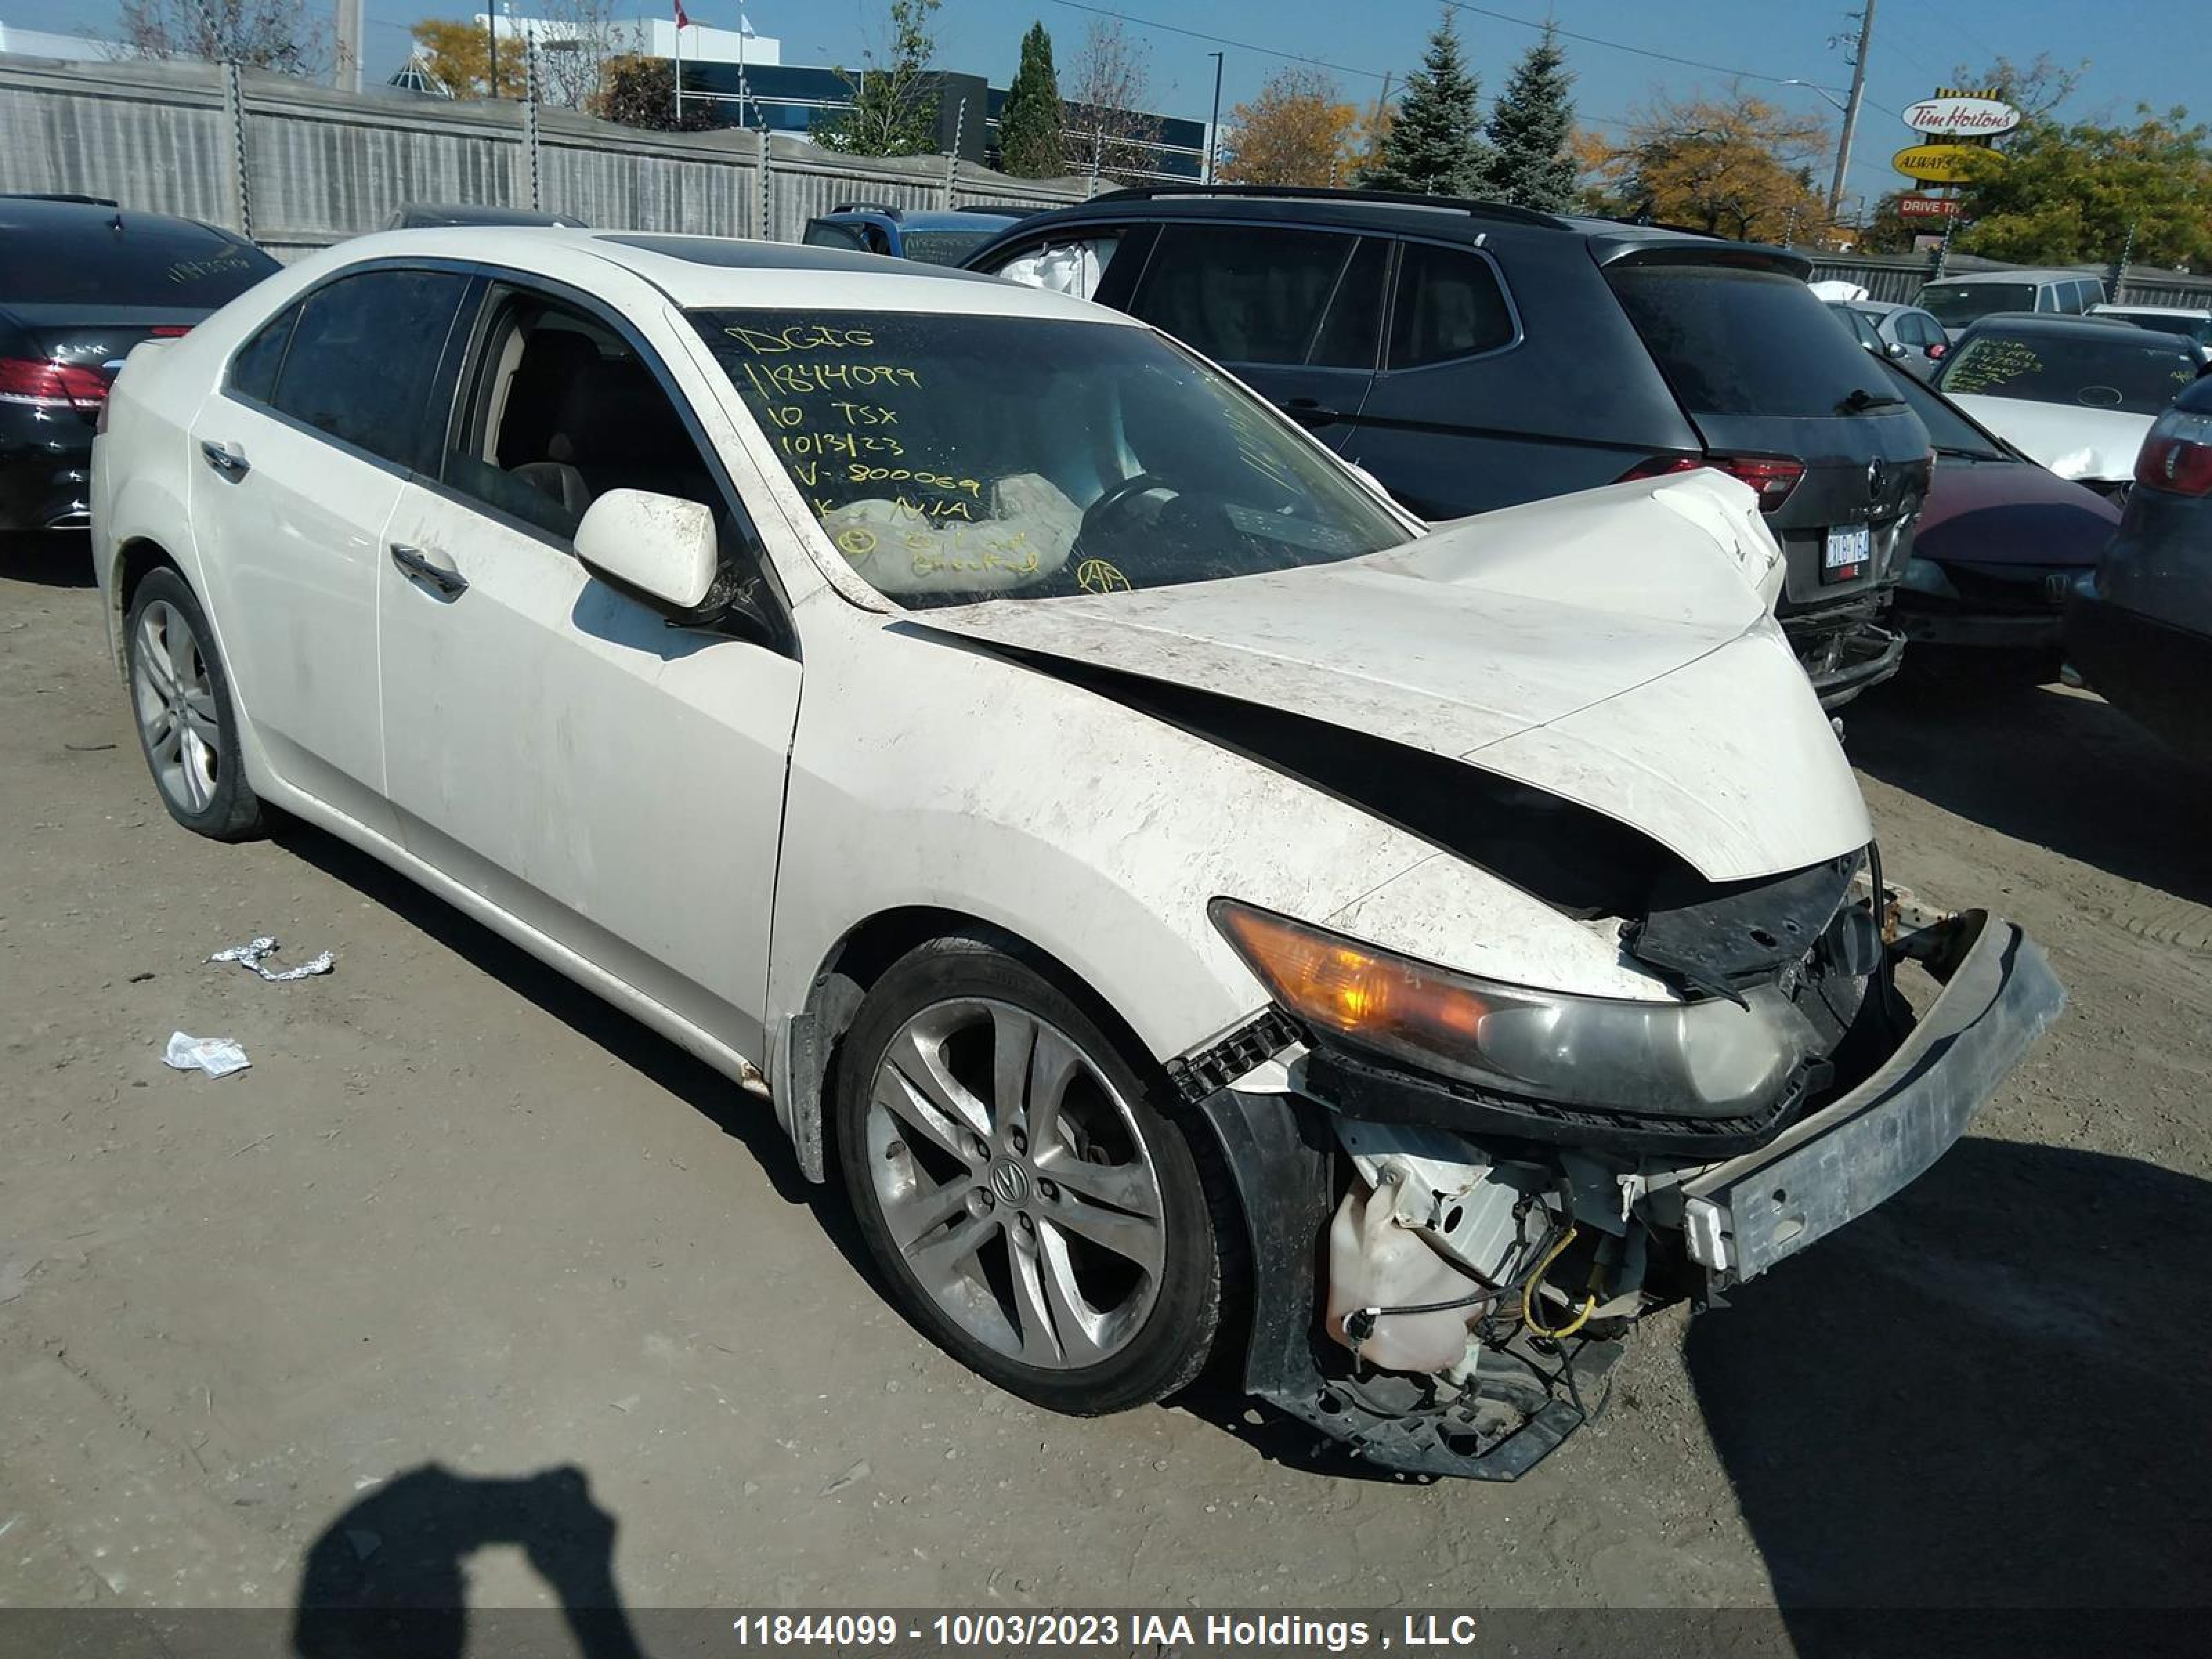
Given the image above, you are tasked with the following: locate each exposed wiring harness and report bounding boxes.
[1519,1222,1598,1339]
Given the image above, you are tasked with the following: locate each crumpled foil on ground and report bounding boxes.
[163,1031,251,1078]
[208,935,335,982]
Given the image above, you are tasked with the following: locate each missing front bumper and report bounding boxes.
[1676,909,2065,1288]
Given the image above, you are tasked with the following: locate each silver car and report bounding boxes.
[1833,300,1951,373]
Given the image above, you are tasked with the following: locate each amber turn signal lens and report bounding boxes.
[1211,901,1488,1044]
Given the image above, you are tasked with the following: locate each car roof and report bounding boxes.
[397,203,586,227]
[2092,303,2212,319]
[1956,312,2198,346]
[0,195,238,241]
[312,227,1138,323]
[814,207,1022,229]
[1924,269,2097,285]
[968,184,1811,276]
[1844,299,1928,317]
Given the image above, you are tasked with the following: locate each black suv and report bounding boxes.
[966,187,1933,704]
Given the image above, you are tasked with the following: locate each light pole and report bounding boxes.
[1782,77,1857,237]
[1204,50,1224,185]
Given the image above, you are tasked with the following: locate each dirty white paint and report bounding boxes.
[572,489,717,610]
[1946,393,2153,483]
[93,229,1877,1183]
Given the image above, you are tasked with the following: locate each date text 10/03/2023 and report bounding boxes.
[729,1614,1485,1651]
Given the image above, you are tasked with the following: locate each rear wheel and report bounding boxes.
[834,935,1224,1415]
[124,568,264,841]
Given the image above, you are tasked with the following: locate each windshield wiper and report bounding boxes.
[1837,387,1907,414]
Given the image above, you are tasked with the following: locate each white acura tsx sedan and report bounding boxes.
[92,229,2061,1478]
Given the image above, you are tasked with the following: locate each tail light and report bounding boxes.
[149,325,192,339]
[1926,341,1948,360]
[2136,407,2212,497]
[1620,452,1806,513]
[0,357,111,412]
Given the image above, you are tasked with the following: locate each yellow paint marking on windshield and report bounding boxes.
[1076,559,1132,594]
[722,323,877,355]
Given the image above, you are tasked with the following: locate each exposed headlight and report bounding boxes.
[1211,900,1818,1119]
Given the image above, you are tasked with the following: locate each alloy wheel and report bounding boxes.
[132,599,223,815]
[862,997,1167,1369]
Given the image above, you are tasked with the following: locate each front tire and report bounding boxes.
[124,567,264,841]
[834,934,1224,1415]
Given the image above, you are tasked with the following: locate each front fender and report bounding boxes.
[765,615,1449,1172]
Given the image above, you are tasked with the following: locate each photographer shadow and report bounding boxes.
[292,1463,644,1659]
[1685,1136,2212,1652]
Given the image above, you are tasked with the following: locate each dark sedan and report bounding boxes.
[1,198,278,532]
[1879,359,2119,677]
[2068,373,2212,760]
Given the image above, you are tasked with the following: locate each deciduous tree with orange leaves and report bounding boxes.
[1582,89,1833,245]
[1219,68,1360,187]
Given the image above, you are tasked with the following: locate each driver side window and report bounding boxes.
[441,289,726,549]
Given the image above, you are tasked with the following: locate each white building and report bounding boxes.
[0,21,109,61]
[474,14,780,68]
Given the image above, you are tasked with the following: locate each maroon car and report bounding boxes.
[1880,359,2120,675]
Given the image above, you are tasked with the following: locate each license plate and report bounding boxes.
[1822,523,1871,583]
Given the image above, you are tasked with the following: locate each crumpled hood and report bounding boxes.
[917,474,1871,882]
[1947,395,2152,482]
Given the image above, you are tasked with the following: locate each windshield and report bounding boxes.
[1877,359,2006,460]
[897,229,1005,266]
[1937,329,2200,416]
[1918,282,2036,328]
[693,308,1409,608]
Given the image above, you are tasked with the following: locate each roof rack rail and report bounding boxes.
[830,201,903,218]
[1082,182,1570,229]
[0,191,121,207]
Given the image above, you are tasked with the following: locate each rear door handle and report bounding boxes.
[1281,397,1338,427]
[199,439,249,480]
[389,541,469,598]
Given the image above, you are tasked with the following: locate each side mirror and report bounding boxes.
[574,489,717,613]
[1885,340,1909,359]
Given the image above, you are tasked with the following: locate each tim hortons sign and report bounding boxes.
[1904,91,2022,138]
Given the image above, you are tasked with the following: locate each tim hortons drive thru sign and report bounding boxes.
[1903,90,2023,138]
[1896,195,1963,221]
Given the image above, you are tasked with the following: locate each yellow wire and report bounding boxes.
[1521,1221,1598,1340]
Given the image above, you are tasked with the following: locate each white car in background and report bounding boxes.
[90,229,2061,1480]
[1936,313,2210,496]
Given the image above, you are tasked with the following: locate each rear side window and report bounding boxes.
[270,269,469,468]
[1607,263,1892,419]
[228,306,297,403]
[0,219,278,308]
[1130,225,1365,366]
[1308,237,1390,370]
[803,220,868,252]
[1387,243,1515,368]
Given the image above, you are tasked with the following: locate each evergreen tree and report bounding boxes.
[1484,26,1578,211]
[999,21,1065,177]
[1362,10,1494,197]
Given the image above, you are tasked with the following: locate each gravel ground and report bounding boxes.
[3,536,2208,1644]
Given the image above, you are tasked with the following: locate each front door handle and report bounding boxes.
[1281,397,1339,427]
[389,541,468,598]
[199,439,250,480]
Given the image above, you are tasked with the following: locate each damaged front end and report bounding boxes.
[1187,873,2063,1481]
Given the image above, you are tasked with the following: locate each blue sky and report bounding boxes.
[10,1,2202,208]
